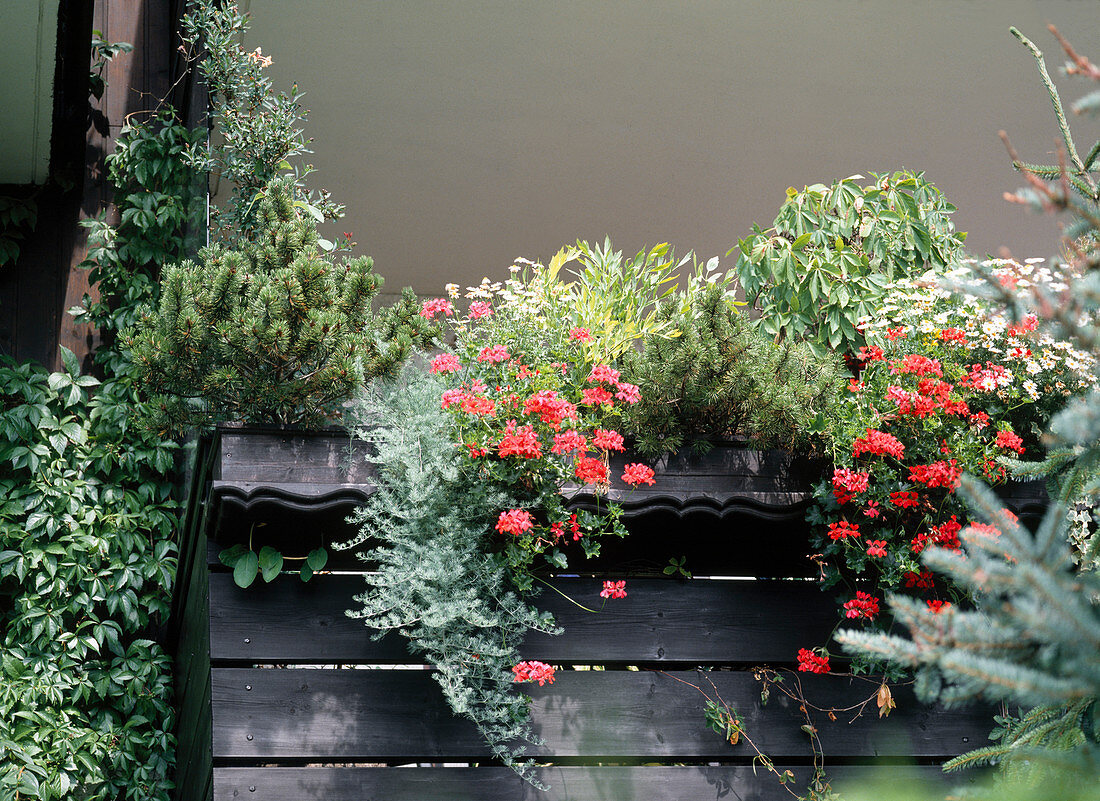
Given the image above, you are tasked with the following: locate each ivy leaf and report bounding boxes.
[59,346,80,378]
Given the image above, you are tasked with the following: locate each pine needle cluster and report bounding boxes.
[621,284,844,455]
[125,177,437,434]
[341,368,558,785]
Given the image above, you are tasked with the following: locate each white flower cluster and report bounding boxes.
[862,259,1097,402]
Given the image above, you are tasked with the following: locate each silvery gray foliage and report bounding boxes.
[340,368,560,786]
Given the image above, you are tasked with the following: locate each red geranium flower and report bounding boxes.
[468,301,493,319]
[796,648,830,674]
[430,353,462,374]
[420,298,454,319]
[600,580,627,599]
[512,660,555,685]
[852,429,905,460]
[477,344,510,363]
[575,456,609,485]
[995,429,1025,454]
[550,430,587,455]
[497,421,542,459]
[592,428,626,452]
[843,591,880,620]
[827,520,860,541]
[495,508,534,536]
[621,463,656,486]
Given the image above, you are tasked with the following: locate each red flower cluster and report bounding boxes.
[796,648,830,674]
[886,380,968,418]
[477,344,511,364]
[852,428,905,460]
[827,520,860,541]
[889,354,942,377]
[468,301,493,319]
[523,389,577,429]
[569,327,592,341]
[995,429,1025,454]
[550,430,587,455]
[968,411,990,429]
[580,386,615,406]
[600,580,627,599]
[904,570,935,589]
[512,660,556,685]
[430,353,463,374]
[1006,313,1038,337]
[938,327,967,343]
[969,521,1002,539]
[843,591,880,620]
[420,298,455,319]
[911,515,962,553]
[857,345,885,362]
[497,421,542,459]
[831,468,870,503]
[908,459,961,490]
[441,385,496,416]
[959,362,1012,392]
[889,490,920,509]
[586,364,641,406]
[591,428,626,452]
[865,539,887,558]
[926,599,952,614]
[574,456,609,485]
[496,509,534,536]
[621,463,656,486]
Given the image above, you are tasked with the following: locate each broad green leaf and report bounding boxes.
[258,546,283,582]
[218,544,249,567]
[305,547,328,571]
[59,346,80,378]
[233,551,259,588]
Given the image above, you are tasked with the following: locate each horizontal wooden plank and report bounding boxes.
[211,668,991,761]
[209,575,836,664]
[216,429,375,484]
[213,764,980,801]
[207,506,818,576]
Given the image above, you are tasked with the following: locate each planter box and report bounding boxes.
[171,431,1003,801]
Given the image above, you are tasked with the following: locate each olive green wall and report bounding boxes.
[241,0,1100,296]
[0,0,61,185]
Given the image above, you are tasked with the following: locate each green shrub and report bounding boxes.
[126,176,437,434]
[734,170,967,357]
[621,284,843,455]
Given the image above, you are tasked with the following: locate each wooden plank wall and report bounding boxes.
[171,436,218,801]
[178,432,996,801]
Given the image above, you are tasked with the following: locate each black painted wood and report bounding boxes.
[213,765,977,801]
[206,507,817,577]
[208,575,837,665]
[211,668,990,761]
[215,427,375,485]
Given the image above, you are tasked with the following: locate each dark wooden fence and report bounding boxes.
[170,429,1027,801]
